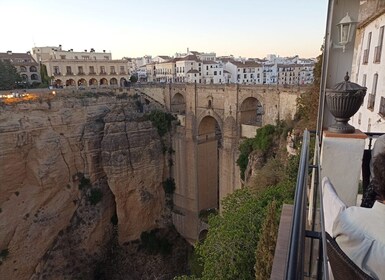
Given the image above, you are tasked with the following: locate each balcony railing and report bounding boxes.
[363,49,369,64]
[77,72,85,75]
[379,96,385,117]
[367,93,375,110]
[110,72,117,75]
[284,130,329,279]
[65,72,73,76]
[89,72,96,75]
[119,71,127,75]
[53,72,61,76]
[373,46,382,63]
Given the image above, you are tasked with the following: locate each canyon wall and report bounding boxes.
[0,95,168,279]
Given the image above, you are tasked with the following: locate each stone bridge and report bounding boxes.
[133,83,307,242]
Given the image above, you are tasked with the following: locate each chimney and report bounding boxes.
[7,50,12,55]
[90,48,95,52]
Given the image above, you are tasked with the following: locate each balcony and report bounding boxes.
[272,131,383,279]
[110,72,117,75]
[367,93,375,110]
[379,97,385,117]
[120,71,127,75]
[99,72,107,75]
[77,72,85,75]
[65,72,74,76]
[373,46,382,63]
[362,49,369,64]
[53,72,61,76]
[89,72,96,75]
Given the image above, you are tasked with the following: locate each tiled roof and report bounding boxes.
[202,60,218,64]
[0,52,38,66]
[229,60,262,68]
[187,69,199,74]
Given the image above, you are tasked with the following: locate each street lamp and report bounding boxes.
[334,13,357,52]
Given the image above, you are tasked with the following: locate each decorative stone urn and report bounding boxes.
[326,72,367,133]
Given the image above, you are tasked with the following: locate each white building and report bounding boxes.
[201,60,224,84]
[224,60,263,84]
[350,10,385,132]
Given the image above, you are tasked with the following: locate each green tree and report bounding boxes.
[195,188,262,280]
[0,60,21,90]
[129,74,138,83]
[40,64,50,87]
[255,200,279,280]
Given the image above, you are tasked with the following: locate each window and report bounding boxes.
[363,32,372,64]
[214,71,217,75]
[66,66,72,75]
[380,97,385,117]
[100,66,106,74]
[362,74,367,87]
[53,66,60,75]
[120,66,125,74]
[110,66,115,74]
[78,66,84,75]
[104,56,109,60]
[374,26,384,63]
[372,73,378,95]
[60,55,66,59]
[89,66,95,74]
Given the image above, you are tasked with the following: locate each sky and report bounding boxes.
[0,0,328,59]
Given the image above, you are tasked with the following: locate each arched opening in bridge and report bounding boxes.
[240,97,263,126]
[197,116,221,212]
[171,93,185,114]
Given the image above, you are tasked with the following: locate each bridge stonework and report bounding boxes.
[133,83,307,243]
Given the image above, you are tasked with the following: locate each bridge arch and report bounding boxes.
[197,115,222,212]
[239,96,264,126]
[196,110,223,138]
[170,92,186,114]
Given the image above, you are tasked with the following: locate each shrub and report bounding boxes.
[163,178,176,194]
[79,177,91,190]
[88,189,103,205]
[0,249,9,260]
[147,110,176,137]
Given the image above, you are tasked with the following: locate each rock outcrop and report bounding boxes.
[0,94,169,279]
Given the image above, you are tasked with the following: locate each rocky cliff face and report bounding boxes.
[0,95,170,279]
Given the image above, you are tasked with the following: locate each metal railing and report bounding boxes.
[285,130,311,279]
[285,130,329,280]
